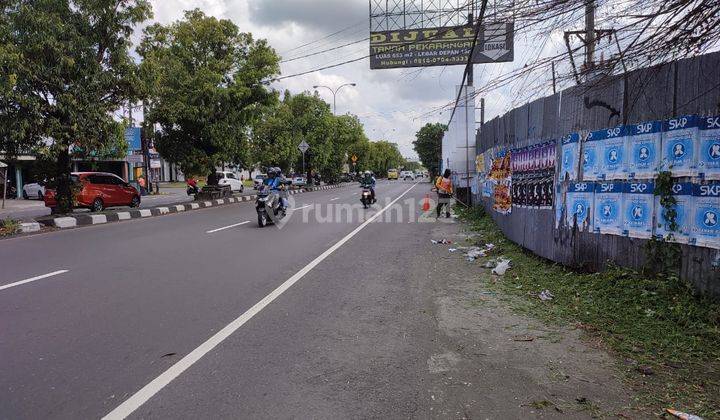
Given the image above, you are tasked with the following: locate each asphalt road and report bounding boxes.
[0,179,439,419]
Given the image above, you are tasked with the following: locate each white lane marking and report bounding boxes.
[102,182,419,420]
[293,204,312,210]
[205,221,251,234]
[0,270,69,292]
[330,197,339,201]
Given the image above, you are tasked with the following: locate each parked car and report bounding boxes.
[415,170,424,178]
[291,176,307,187]
[23,181,46,200]
[215,171,244,192]
[387,168,399,180]
[400,170,415,180]
[253,174,267,190]
[43,172,140,212]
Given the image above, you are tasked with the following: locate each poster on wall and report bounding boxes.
[690,182,720,249]
[582,130,602,180]
[492,180,512,214]
[698,115,720,180]
[662,115,699,176]
[555,182,565,228]
[655,182,692,243]
[626,120,662,179]
[482,180,493,197]
[593,182,623,235]
[511,141,556,209]
[599,125,627,179]
[560,133,580,181]
[622,181,655,238]
[566,182,594,231]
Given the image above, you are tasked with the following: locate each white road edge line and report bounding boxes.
[330,197,339,201]
[102,182,419,420]
[0,270,69,292]
[293,204,312,210]
[205,221,250,234]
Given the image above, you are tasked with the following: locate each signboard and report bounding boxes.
[690,182,720,249]
[655,182,692,243]
[150,159,161,169]
[622,181,655,238]
[662,115,699,176]
[626,120,662,179]
[698,115,720,180]
[593,181,623,235]
[369,23,513,69]
[124,127,142,153]
[351,154,358,163]
[298,141,310,153]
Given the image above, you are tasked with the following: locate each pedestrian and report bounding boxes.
[137,176,147,196]
[434,169,453,219]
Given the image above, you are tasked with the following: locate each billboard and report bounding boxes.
[369,23,513,69]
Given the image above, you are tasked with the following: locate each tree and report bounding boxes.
[367,141,405,175]
[413,123,446,177]
[1,0,152,212]
[139,9,279,177]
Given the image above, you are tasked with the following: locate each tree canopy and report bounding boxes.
[0,0,152,211]
[139,9,279,176]
[413,123,446,177]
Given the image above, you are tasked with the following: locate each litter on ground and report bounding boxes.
[665,408,704,420]
[539,290,554,301]
[431,239,453,244]
[491,259,511,275]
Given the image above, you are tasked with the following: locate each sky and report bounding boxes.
[142,0,571,159]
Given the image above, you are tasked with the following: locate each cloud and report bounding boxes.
[248,0,367,34]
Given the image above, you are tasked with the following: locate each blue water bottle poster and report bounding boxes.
[662,115,699,176]
[622,181,655,238]
[593,182,623,235]
[698,115,720,180]
[560,133,580,181]
[690,182,720,249]
[566,182,594,231]
[626,121,662,179]
[599,125,627,179]
[582,129,602,180]
[655,182,692,243]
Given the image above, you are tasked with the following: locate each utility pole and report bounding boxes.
[551,61,557,94]
[141,101,151,195]
[463,11,474,206]
[584,0,596,71]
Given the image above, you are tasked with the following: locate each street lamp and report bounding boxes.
[313,83,356,115]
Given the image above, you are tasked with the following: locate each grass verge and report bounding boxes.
[456,205,720,418]
[0,218,20,237]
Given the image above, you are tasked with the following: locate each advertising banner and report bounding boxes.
[599,125,627,179]
[511,141,555,209]
[698,115,720,180]
[492,179,512,214]
[626,121,662,179]
[582,130,602,180]
[593,182,623,235]
[560,133,580,181]
[655,182,692,243]
[555,183,565,228]
[566,182,594,231]
[369,23,514,69]
[690,182,720,249]
[622,181,655,238]
[662,115,699,176]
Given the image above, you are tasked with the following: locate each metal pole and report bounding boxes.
[302,152,306,175]
[142,101,151,195]
[551,61,557,94]
[480,97,485,126]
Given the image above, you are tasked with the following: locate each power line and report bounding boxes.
[277,20,366,56]
[280,37,369,64]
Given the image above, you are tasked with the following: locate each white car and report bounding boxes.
[400,170,415,180]
[291,176,307,187]
[415,170,424,178]
[253,174,267,190]
[215,171,244,192]
[23,181,46,200]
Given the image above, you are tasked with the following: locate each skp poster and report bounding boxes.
[690,182,720,249]
[566,182,594,231]
[582,130,602,180]
[655,182,692,243]
[593,181,623,235]
[560,133,580,181]
[599,125,627,179]
[662,115,699,176]
[698,115,720,180]
[622,181,655,238]
[626,120,662,179]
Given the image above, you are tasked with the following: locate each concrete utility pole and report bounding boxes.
[464,11,475,206]
[584,0,596,70]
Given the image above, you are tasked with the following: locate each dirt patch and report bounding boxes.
[423,219,634,418]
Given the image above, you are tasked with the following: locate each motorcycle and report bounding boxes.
[186,179,199,196]
[1,179,17,199]
[256,185,286,227]
[360,184,375,209]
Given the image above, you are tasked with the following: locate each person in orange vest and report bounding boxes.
[434,169,453,219]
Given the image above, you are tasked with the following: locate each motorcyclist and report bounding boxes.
[359,170,376,202]
[263,167,288,209]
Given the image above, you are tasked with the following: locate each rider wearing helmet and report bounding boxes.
[263,167,288,209]
[360,170,376,202]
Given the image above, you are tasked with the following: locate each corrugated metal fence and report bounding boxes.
[476,52,720,297]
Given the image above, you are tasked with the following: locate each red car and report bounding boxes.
[44,172,141,212]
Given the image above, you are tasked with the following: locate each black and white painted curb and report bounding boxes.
[36,184,343,229]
